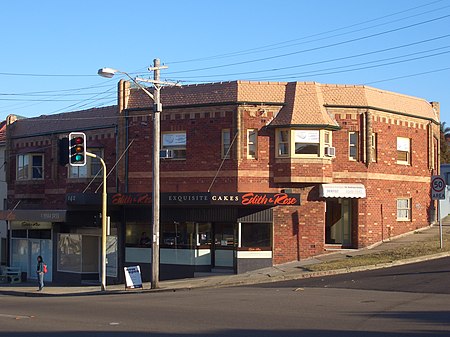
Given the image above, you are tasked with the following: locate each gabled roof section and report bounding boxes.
[8,106,118,138]
[269,82,339,128]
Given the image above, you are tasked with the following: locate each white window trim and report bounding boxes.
[396,198,411,221]
[247,129,258,159]
[349,131,359,161]
[396,137,411,165]
[276,129,333,159]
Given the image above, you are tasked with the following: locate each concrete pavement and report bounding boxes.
[1,223,449,297]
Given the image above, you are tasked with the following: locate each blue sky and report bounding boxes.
[1,0,449,123]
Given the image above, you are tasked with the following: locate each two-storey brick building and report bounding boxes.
[3,80,440,284]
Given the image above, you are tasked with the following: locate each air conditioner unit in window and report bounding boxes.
[325,146,336,157]
[160,149,174,159]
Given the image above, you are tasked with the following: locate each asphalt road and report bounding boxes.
[255,256,450,294]
[0,257,449,337]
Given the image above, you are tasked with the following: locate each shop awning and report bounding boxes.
[320,183,366,198]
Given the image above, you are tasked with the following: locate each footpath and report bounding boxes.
[1,223,450,297]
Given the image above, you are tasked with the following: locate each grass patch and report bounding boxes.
[305,229,450,272]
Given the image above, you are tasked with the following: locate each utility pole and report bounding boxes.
[151,58,162,289]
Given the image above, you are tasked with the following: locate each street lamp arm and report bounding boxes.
[97,68,154,101]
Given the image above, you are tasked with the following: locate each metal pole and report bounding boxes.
[87,152,107,291]
[151,58,161,289]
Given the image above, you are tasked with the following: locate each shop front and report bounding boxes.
[3,209,65,283]
[320,183,366,248]
[67,191,300,282]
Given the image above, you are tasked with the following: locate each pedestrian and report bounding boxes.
[36,255,44,291]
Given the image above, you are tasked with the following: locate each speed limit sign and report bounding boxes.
[431,175,446,200]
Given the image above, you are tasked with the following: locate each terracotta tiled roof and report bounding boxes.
[321,84,438,121]
[8,106,118,138]
[269,82,338,127]
[125,80,438,125]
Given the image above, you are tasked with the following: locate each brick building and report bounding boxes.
[2,80,440,284]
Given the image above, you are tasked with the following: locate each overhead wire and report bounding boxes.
[167,0,447,64]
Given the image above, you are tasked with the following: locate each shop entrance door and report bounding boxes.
[29,239,52,281]
[326,199,352,246]
[212,223,236,270]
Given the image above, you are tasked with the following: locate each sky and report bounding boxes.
[1,0,449,124]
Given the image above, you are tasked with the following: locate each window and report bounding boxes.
[69,148,103,178]
[241,223,271,248]
[349,132,359,161]
[277,129,289,156]
[371,133,377,162]
[162,131,187,159]
[294,130,320,155]
[276,129,333,158]
[17,154,43,180]
[221,129,231,159]
[397,198,411,221]
[397,137,411,164]
[247,129,257,159]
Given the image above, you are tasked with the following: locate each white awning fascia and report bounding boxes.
[320,183,366,198]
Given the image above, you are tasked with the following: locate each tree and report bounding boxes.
[440,122,450,163]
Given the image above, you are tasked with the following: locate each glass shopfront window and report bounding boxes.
[126,222,151,247]
[161,221,196,248]
[241,223,271,248]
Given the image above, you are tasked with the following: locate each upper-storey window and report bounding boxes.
[371,133,377,162]
[247,129,257,159]
[276,129,332,158]
[349,131,359,161]
[221,129,231,159]
[277,129,290,157]
[162,131,186,160]
[69,148,103,178]
[294,130,319,155]
[17,153,43,180]
[397,137,411,165]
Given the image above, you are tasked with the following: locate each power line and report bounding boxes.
[167,0,447,64]
[165,14,450,75]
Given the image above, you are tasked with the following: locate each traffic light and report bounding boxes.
[69,132,86,166]
[58,137,69,166]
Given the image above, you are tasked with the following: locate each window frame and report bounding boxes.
[371,132,377,162]
[69,148,104,179]
[396,198,411,221]
[221,129,231,159]
[162,131,187,160]
[276,129,334,158]
[16,153,44,180]
[349,131,359,161]
[396,137,411,165]
[247,129,258,159]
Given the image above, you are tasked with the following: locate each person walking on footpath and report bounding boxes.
[36,255,44,291]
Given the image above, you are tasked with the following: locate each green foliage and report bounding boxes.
[440,122,450,164]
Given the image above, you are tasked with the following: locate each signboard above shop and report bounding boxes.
[67,192,301,207]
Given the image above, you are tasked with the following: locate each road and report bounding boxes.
[0,257,449,337]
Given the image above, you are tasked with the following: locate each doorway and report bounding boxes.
[212,223,236,270]
[28,239,52,281]
[326,198,352,246]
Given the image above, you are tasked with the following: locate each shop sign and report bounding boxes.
[112,193,152,205]
[10,221,53,230]
[211,192,300,206]
[67,192,301,207]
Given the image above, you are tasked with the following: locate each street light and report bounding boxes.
[98,60,164,289]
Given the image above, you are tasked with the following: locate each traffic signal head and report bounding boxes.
[69,132,86,166]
